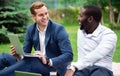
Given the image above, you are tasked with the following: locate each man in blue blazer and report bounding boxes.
[0,1,73,76]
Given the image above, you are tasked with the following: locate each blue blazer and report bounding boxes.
[23,20,73,70]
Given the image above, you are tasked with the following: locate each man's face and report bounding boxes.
[32,6,49,26]
[78,8,89,30]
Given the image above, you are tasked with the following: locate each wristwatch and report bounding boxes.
[67,65,76,72]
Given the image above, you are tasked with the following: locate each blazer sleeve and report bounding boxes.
[23,25,33,53]
[51,25,73,67]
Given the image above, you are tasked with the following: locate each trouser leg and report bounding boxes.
[0,55,49,76]
[0,53,17,70]
[74,68,89,76]
[29,58,69,76]
[90,66,113,76]
[74,66,113,76]
[25,57,50,76]
[23,57,63,76]
[0,54,68,76]
[0,53,18,76]
[74,71,85,76]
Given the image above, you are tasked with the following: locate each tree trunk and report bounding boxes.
[108,0,115,24]
[97,0,104,24]
[117,10,120,24]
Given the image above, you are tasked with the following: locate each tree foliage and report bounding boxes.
[85,0,120,28]
[0,0,29,43]
[0,0,29,33]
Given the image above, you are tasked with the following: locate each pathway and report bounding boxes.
[112,62,120,76]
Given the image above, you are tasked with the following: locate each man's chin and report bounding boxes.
[42,22,48,26]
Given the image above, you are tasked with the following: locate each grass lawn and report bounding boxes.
[0,44,10,53]
[112,30,120,62]
[0,24,120,62]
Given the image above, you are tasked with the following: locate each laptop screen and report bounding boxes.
[8,34,25,55]
[8,33,40,58]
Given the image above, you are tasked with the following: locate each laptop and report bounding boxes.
[15,71,42,76]
[8,33,40,57]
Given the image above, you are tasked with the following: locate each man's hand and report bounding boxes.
[65,69,74,76]
[10,45,21,60]
[34,51,47,64]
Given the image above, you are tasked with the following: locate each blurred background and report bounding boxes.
[0,0,120,62]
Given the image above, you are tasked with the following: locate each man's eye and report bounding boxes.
[39,14,43,17]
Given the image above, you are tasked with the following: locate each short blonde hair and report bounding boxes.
[30,1,46,15]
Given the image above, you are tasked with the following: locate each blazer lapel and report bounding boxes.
[45,21,51,47]
[35,26,41,50]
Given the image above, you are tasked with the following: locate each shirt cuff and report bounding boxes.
[71,61,91,70]
[49,59,53,66]
[67,64,76,72]
[21,55,24,59]
[17,55,24,61]
[71,62,80,70]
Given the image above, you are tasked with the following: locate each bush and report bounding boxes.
[49,6,80,25]
[0,10,29,33]
[0,26,9,43]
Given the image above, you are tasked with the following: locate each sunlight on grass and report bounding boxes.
[0,43,10,53]
[113,30,120,62]
[64,25,79,61]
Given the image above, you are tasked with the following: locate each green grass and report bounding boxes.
[0,24,120,62]
[0,44,10,53]
[113,30,120,62]
[65,25,79,61]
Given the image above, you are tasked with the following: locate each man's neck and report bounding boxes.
[38,25,46,32]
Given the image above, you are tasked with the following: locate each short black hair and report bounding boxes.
[83,5,102,22]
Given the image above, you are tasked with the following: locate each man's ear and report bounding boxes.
[31,14,35,20]
[88,16,94,23]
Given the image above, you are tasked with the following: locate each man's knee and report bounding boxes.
[0,53,17,67]
[89,66,113,76]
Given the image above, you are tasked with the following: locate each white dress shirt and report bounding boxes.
[37,25,46,56]
[72,24,117,71]
[37,25,53,66]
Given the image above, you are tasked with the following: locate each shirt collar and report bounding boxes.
[36,24,47,32]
